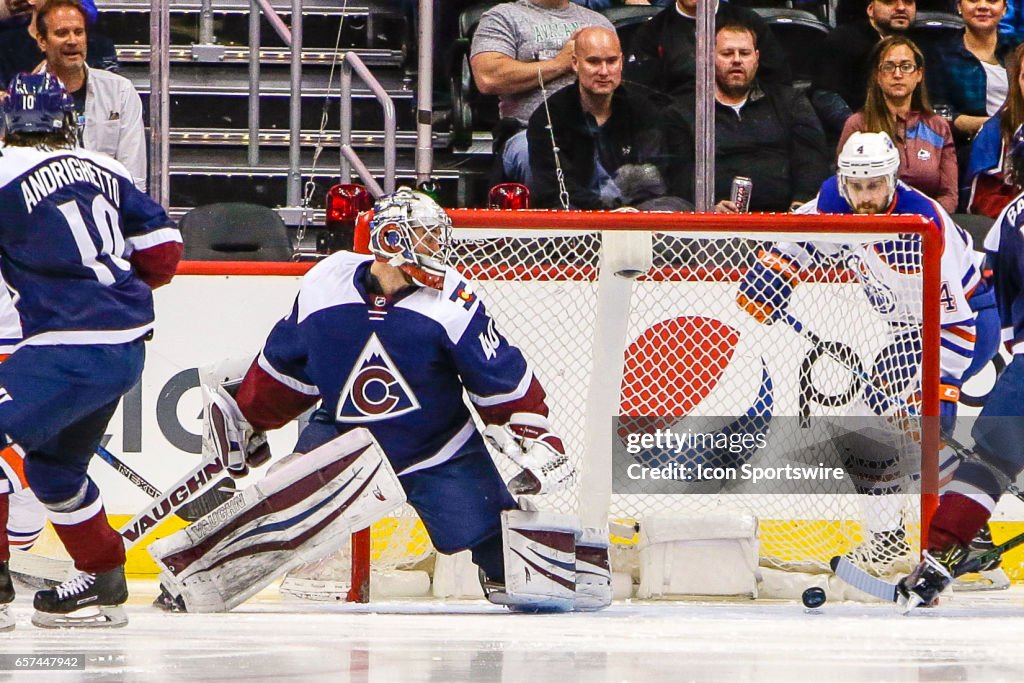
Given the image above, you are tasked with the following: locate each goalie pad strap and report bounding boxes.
[149,428,405,612]
[575,526,612,612]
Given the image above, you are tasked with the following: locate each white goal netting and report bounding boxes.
[309,212,941,600]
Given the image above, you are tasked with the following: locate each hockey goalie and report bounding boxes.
[148,187,611,613]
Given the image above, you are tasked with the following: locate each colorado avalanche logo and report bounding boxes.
[336,333,420,423]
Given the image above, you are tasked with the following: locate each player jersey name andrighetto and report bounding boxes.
[19,156,120,214]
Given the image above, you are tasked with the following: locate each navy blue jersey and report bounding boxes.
[243,252,548,475]
[985,192,1024,355]
[0,145,180,346]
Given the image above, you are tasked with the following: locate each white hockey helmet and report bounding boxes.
[368,187,452,289]
[837,132,900,209]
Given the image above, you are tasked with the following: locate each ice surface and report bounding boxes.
[1,579,1023,681]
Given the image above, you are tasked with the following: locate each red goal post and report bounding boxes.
[342,209,942,602]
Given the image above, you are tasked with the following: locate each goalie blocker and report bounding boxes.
[148,428,405,613]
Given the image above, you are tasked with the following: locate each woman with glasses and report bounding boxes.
[839,35,959,212]
[925,0,1014,144]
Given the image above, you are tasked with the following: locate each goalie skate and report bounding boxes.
[31,567,128,629]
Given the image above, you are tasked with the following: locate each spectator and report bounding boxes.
[527,26,685,209]
[840,35,959,212]
[573,0,655,8]
[470,0,614,185]
[964,42,1024,215]
[926,0,1014,143]
[665,23,829,212]
[1000,0,1024,44]
[622,0,792,100]
[0,0,115,87]
[33,0,145,190]
[811,0,920,141]
[835,0,953,24]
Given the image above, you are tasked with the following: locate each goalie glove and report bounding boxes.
[202,384,271,479]
[736,249,799,324]
[483,413,576,495]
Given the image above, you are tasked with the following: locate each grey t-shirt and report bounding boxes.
[471,0,614,124]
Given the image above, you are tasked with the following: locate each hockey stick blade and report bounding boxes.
[831,529,1024,605]
[830,556,899,602]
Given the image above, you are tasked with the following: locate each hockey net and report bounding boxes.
[289,210,941,602]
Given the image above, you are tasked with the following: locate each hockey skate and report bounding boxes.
[478,568,569,614]
[31,567,128,628]
[0,561,15,632]
[844,528,914,576]
[152,584,187,612]
[897,544,968,610]
[954,524,1011,591]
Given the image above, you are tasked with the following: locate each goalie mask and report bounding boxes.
[2,73,77,147]
[368,187,452,290]
[837,132,900,214]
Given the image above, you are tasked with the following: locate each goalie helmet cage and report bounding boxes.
[345,210,941,602]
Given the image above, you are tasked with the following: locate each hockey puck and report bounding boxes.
[801,587,827,609]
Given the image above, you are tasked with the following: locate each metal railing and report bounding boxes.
[148,0,434,210]
[340,52,396,197]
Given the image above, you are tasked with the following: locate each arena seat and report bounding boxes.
[753,8,831,89]
[180,202,293,261]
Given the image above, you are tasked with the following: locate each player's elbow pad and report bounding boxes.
[131,241,183,289]
[736,250,798,324]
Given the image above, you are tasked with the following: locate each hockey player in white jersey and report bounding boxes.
[149,187,610,614]
[737,132,990,573]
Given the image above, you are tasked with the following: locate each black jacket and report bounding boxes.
[527,81,673,209]
[622,4,792,99]
[665,81,829,211]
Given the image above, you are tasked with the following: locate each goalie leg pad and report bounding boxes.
[486,509,578,613]
[148,428,405,613]
[575,526,612,611]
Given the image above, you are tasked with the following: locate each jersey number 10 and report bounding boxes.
[56,195,131,286]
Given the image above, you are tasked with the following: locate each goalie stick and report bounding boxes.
[831,527,1024,603]
[9,451,235,585]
